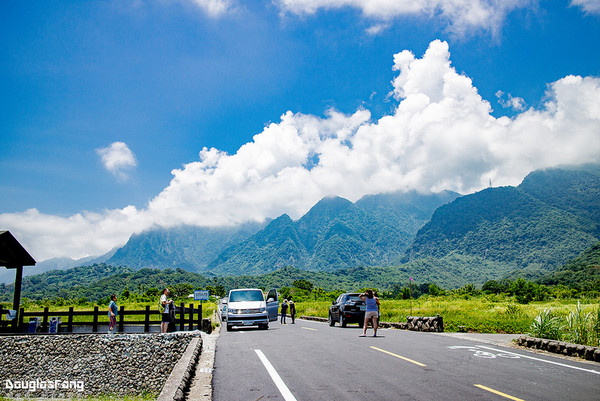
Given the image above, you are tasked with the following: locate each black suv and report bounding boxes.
[329,293,365,327]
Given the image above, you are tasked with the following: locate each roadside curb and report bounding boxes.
[516,336,600,362]
[158,333,203,401]
[186,324,221,401]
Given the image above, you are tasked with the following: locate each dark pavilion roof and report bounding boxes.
[0,231,36,268]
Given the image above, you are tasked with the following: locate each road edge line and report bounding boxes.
[254,349,298,401]
[477,345,600,375]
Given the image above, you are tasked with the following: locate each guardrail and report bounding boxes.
[0,303,204,334]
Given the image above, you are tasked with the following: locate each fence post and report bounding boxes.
[179,302,185,331]
[0,305,6,332]
[18,307,24,332]
[68,307,74,333]
[144,305,150,333]
[188,303,194,331]
[197,303,202,328]
[118,305,125,333]
[92,306,99,333]
[41,307,49,332]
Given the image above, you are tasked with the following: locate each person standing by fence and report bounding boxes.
[160,288,173,334]
[108,294,118,335]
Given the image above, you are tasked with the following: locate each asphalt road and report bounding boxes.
[212,318,600,401]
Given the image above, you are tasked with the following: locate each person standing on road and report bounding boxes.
[359,289,380,337]
[160,288,174,334]
[108,294,118,335]
[280,299,289,324]
[288,296,296,324]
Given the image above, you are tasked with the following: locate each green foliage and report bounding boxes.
[539,241,600,292]
[505,304,522,316]
[529,309,561,340]
[170,283,194,298]
[525,301,600,347]
[453,284,480,297]
[510,278,534,304]
[428,283,445,296]
[482,279,511,294]
[292,279,314,292]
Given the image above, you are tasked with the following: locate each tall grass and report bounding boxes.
[529,301,600,346]
[566,301,591,345]
[529,309,561,340]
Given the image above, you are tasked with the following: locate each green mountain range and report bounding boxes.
[106,190,459,275]
[406,165,600,278]
[539,241,600,291]
[2,164,599,298]
[104,222,266,271]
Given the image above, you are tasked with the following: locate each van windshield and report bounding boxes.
[229,290,264,302]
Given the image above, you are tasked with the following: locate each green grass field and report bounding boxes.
[295,295,600,334]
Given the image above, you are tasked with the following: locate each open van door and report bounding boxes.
[265,289,279,321]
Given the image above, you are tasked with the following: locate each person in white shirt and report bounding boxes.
[160,288,173,333]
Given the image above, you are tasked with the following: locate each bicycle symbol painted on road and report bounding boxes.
[448,346,521,359]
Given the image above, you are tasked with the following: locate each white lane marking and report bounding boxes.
[301,327,317,331]
[254,349,298,401]
[477,345,600,375]
[448,345,519,359]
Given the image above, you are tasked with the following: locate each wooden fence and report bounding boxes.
[0,303,204,334]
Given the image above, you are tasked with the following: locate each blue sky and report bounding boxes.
[1,0,600,261]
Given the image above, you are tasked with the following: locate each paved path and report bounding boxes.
[186,325,220,401]
[208,318,599,401]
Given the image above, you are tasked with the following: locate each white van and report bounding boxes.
[225,288,279,331]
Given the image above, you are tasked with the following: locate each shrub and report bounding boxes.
[529,309,561,340]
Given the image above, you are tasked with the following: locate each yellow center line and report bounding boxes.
[370,346,426,367]
[474,384,525,401]
[301,327,317,331]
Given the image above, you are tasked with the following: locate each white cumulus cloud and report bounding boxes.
[2,39,600,261]
[96,141,137,180]
[495,90,526,111]
[187,0,232,17]
[276,0,531,35]
[571,0,600,14]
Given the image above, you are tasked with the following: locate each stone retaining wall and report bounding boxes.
[405,315,444,332]
[0,332,201,398]
[516,336,600,362]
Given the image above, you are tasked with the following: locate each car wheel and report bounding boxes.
[358,321,364,328]
[340,314,347,328]
[328,313,335,326]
